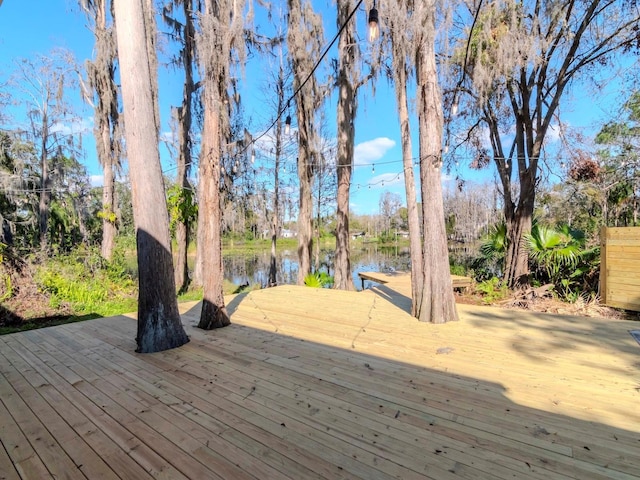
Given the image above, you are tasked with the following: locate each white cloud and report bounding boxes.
[354,137,396,166]
[51,116,93,136]
[546,123,562,143]
[90,175,104,187]
[159,131,174,144]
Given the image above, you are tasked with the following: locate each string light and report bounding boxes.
[368,0,379,42]
[285,114,291,135]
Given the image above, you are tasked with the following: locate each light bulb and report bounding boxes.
[285,115,291,135]
[368,6,379,42]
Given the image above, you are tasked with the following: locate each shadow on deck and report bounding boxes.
[0,285,638,479]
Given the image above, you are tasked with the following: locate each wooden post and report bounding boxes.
[599,226,607,305]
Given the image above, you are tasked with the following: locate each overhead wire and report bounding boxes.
[161,0,366,176]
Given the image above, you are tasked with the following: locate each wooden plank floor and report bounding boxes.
[1,285,639,479]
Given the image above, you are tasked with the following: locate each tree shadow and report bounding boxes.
[3,291,639,478]
[180,318,640,478]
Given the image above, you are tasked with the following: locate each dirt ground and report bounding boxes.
[454,288,640,321]
[2,257,638,330]
[0,257,73,328]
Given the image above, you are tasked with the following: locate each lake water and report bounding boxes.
[223,245,412,291]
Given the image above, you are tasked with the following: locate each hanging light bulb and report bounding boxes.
[221,166,226,175]
[372,164,375,174]
[451,99,459,116]
[251,149,255,163]
[368,1,379,42]
[443,144,449,154]
[285,115,291,135]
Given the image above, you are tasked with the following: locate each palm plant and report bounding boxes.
[472,222,507,281]
[525,223,584,283]
[304,271,334,288]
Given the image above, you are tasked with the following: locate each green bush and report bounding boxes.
[36,246,137,316]
[304,271,334,288]
[475,277,509,304]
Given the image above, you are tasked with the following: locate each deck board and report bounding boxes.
[1,284,639,479]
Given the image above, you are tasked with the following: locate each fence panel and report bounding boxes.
[600,227,640,312]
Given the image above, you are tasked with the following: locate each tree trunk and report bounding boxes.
[193,217,204,287]
[269,74,284,287]
[416,0,458,324]
[197,110,229,329]
[269,131,282,287]
[333,0,356,291]
[196,0,230,330]
[38,114,50,253]
[101,159,117,260]
[172,0,196,293]
[84,0,120,262]
[114,0,189,353]
[287,0,321,285]
[173,103,192,293]
[394,59,423,316]
[504,168,536,288]
[296,136,314,285]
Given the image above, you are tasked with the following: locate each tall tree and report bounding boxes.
[113,0,189,352]
[287,0,324,285]
[594,92,640,226]
[456,0,640,288]
[11,50,81,254]
[332,0,359,291]
[162,0,198,292]
[80,0,122,261]
[384,0,424,315]
[195,0,248,329]
[415,0,459,323]
[268,62,289,286]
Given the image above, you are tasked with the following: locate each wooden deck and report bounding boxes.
[357,271,473,291]
[1,284,639,479]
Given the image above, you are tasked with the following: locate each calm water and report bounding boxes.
[223,245,411,291]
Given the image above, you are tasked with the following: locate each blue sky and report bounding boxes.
[0,0,626,216]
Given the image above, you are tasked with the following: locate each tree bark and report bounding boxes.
[269,70,285,287]
[84,0,120,262]
[333,0,356,291]
[170,0,197,293]
[296,116,314,285]
[114,0,189,352]
[100,160,117,260]
[197,108,229,328]
[416,0,458,323]
[394,59,423,317]
[196,0,231,330]
[287,0,322,285]
[38,111,50,253]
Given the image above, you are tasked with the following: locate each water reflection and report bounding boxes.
[223,244,412,291]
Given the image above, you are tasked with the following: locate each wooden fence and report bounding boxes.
[600,227,640,311]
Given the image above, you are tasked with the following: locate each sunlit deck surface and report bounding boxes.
[1,280,639,479]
